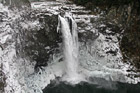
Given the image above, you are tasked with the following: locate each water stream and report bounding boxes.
[57,13,80,83]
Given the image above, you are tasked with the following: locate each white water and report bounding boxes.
[57,13,81,83]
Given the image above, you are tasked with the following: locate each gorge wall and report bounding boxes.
[72,0,140,70]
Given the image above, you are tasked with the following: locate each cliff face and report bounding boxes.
[17,13,61,70]
[72,0,140,70]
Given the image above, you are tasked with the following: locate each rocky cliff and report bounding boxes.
[72,0,140,70]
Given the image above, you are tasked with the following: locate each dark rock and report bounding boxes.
[78,31,99,42]
[73,0,140,70]
[16,12,62,71]
[106,49,118,56]
[0,64,6,93]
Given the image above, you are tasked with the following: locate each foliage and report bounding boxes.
[73,0,138,6]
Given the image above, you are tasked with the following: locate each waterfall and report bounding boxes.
[57,13,79,82]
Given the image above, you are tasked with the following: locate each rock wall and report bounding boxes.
[72,0,140,70]
[15,10,62,71]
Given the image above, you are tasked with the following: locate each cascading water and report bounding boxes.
[57,13,81,83]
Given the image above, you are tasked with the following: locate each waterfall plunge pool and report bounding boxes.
[43,80,140,93]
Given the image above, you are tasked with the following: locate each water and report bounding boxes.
[57,13,81,83]
[43,81,140,93]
